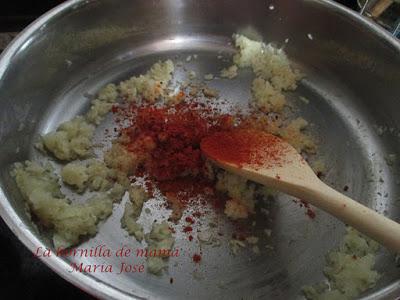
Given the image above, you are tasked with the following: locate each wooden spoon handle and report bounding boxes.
[302,181,400,252]
[370,0,393,18]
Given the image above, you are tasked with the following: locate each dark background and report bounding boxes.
[0,0,359,299]
[1,1,64,31]
[0,0,359,32]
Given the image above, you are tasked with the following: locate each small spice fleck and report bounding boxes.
[306,209,316,219]
[183,226,193,233]
[193,211,201,218]
[185,216,195,224]
[193,254,202,263]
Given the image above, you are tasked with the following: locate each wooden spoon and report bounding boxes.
[201,128,400,252]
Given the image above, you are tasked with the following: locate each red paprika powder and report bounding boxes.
[200,129,287,169]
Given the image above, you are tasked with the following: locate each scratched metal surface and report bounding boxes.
[0,0,399,299]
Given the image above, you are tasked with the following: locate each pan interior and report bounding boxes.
[24,36,400,299]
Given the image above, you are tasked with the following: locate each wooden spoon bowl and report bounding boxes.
[201,129,400,252]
